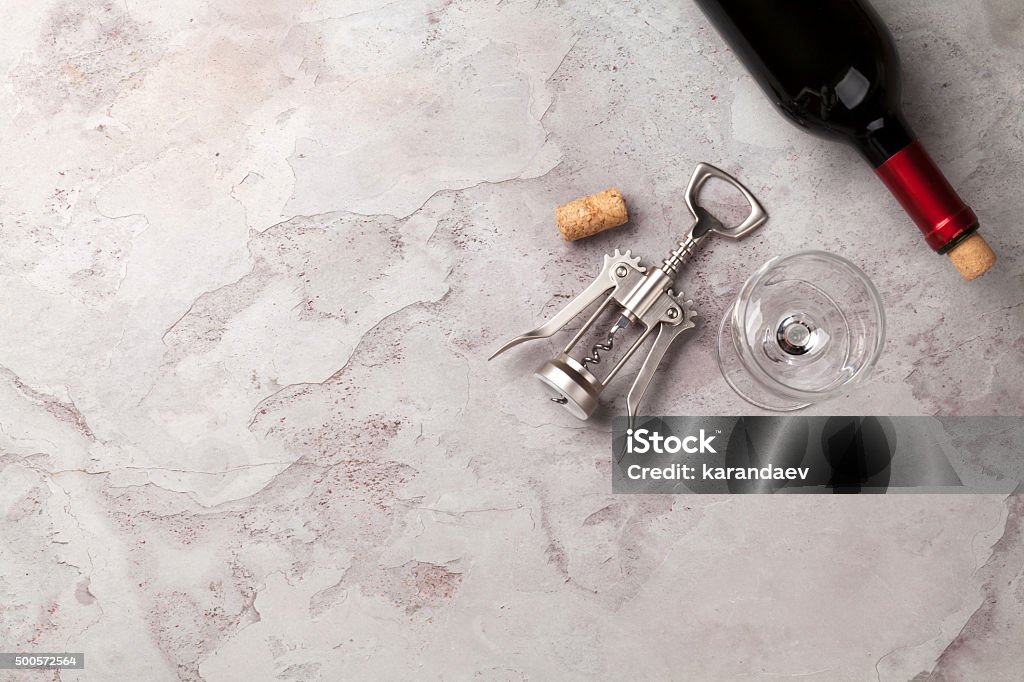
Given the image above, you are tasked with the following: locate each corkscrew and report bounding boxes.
[490,163,768,423]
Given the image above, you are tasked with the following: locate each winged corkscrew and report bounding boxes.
[490,163,768,425]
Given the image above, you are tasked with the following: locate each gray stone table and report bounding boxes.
[0,0,1022,679]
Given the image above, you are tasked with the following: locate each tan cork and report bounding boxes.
[556,188,629,241]
[947,233,996,281]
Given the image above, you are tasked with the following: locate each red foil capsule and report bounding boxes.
[874,141,979,252]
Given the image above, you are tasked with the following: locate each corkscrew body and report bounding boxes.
[490,163,768,423]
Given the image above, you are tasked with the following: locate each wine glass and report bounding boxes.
[717,250,885,411]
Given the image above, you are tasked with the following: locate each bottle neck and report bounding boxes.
[853,112,915,168]
[872,137,979,253]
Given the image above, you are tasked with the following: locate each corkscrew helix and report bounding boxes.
[490,163,768,424]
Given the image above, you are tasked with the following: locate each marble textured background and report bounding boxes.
[1,0,1022,679]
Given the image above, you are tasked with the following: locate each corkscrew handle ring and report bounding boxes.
[683,162,768,240]
[661,163,769,278]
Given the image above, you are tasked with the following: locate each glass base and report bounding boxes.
[717,304,810,412]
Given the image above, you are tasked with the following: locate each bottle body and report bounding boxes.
[695,0,981,256]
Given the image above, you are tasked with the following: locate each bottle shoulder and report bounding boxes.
[698,0,904,135]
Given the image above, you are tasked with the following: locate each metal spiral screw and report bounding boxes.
[582,330,617,368]
[549,329,616,404]
[548,319,627,404]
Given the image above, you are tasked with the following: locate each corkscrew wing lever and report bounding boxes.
[625,299,698,429]
[488,250,647,360]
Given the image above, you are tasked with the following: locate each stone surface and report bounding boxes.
[1,0,1022,680]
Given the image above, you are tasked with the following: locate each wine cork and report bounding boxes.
[556,188,629,241]
[947,233,996,281]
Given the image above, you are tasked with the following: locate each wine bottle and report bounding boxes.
[694,0,995,279]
